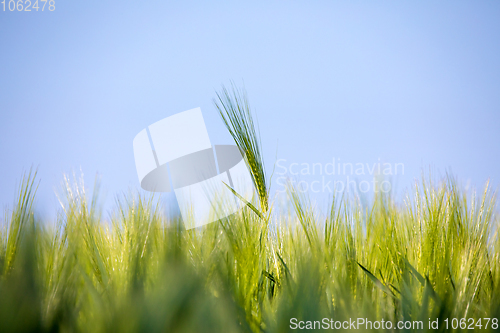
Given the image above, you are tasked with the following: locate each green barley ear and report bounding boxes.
[3,168,39,277]
[214,83,269,214]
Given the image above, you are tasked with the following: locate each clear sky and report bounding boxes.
[1,1,499,220]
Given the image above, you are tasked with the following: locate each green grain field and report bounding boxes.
[1,87,499,332]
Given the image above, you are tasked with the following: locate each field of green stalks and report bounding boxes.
[1,87,499,332]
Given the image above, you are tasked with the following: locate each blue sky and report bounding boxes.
[1,1,499,219]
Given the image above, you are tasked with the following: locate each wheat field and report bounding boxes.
[1,87,499,332]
